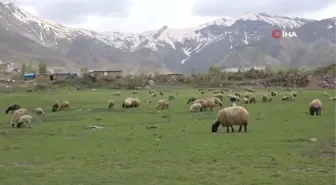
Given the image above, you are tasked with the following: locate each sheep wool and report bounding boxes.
[205,98,216,111]
[108,100,115,108]
[190,103,202,112]
[156,99,169,110]
[17,115,33,128]
[122,98,133,108]
[193,99,208,111]
[211,106,249,133]
[11,108,29,128]
[309,99,322,116]
[131,98,140,107]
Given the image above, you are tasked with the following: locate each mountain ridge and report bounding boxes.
[0,0,335,74]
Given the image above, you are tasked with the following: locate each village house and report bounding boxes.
[89,70,122,81]
[49,73,71,81]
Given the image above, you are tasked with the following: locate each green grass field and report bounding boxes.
[0,88,335,185]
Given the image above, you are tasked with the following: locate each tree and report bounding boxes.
[38,61,47,74]
[21,63,26,76]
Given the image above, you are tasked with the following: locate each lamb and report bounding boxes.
[52,101,60,112]
[187,97,197,104]
[190,103,202,112]
[5,104,21,114]
[17,115,33,128]
[34,108,45,116]
[193,99,208,111]
[108,100,115,108]
[309,99,322,116]
[60,101,71,111]
[10,108,29,128]
[211,105,249,133]
[213,93,224,101]
[156,99,169,109]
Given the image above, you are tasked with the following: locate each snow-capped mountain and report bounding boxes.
[0,0,335,73]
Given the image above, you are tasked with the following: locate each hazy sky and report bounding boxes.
[12,0,336,33]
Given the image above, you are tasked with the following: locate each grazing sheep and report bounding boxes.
[187,97,197,104]
[213,97,223,107]
[17,115,33,128]
[201,92,205,94]
[122,98,133,108]
[309,99,322,116]
[160,92,164,96]
[243,92,250,98]
[52,101,60,112]
[271,91,278,96]
[10,108,29,128]
[168,95,175,100]
[108,100,115,108]
[234,92,241,97]
[5,104,21,114]
[156,99,169,110]
[243,97,249,104]
[213,93,224,101]
[267,96,272,102]
[151,93,157,97]
[290,91,297,97]
[249,96,256,104]
[229,95,239,102]
[193,99,208,111]
[211,106,249,133]
[60,101,71,111]
[282,96,289,101]
[329,96,336,101]
[262,95,268,103]
[190,103,202,112]
[323,92,328,96]
[34,108,45,116]
[112,92,121,96]
[132,98,141,107]
[205,98,216,111]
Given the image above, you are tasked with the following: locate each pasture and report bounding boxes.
[0,88,335,185]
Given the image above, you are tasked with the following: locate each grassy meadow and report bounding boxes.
[0,88,335,185]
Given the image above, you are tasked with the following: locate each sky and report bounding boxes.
[11,0,336,33]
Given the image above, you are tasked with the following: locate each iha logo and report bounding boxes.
[272,29,298,39]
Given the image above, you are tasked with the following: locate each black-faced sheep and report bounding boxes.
[5,104,21,114]
[262,95,268,103]
[229,95,239,102]
[156,99,169,109]
[34,108,45,116]
[108,100,115,108]
[309,99,322,116]
[190,103,202,112]
[11,108,29,128]
[211,106,249,133]
[187,97,197,104]
[52,101,60,112]
[17,115,33,128]
[271,91,278,96]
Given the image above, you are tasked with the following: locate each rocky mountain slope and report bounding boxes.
[0,0,335,73]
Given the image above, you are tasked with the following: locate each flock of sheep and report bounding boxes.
[4,88,335,132]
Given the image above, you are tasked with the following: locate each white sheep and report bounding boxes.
[17,115,33,128]
[323,92,328,96]
[243,97,248,104]
[34,108,45,116]
[190,103,202,112]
